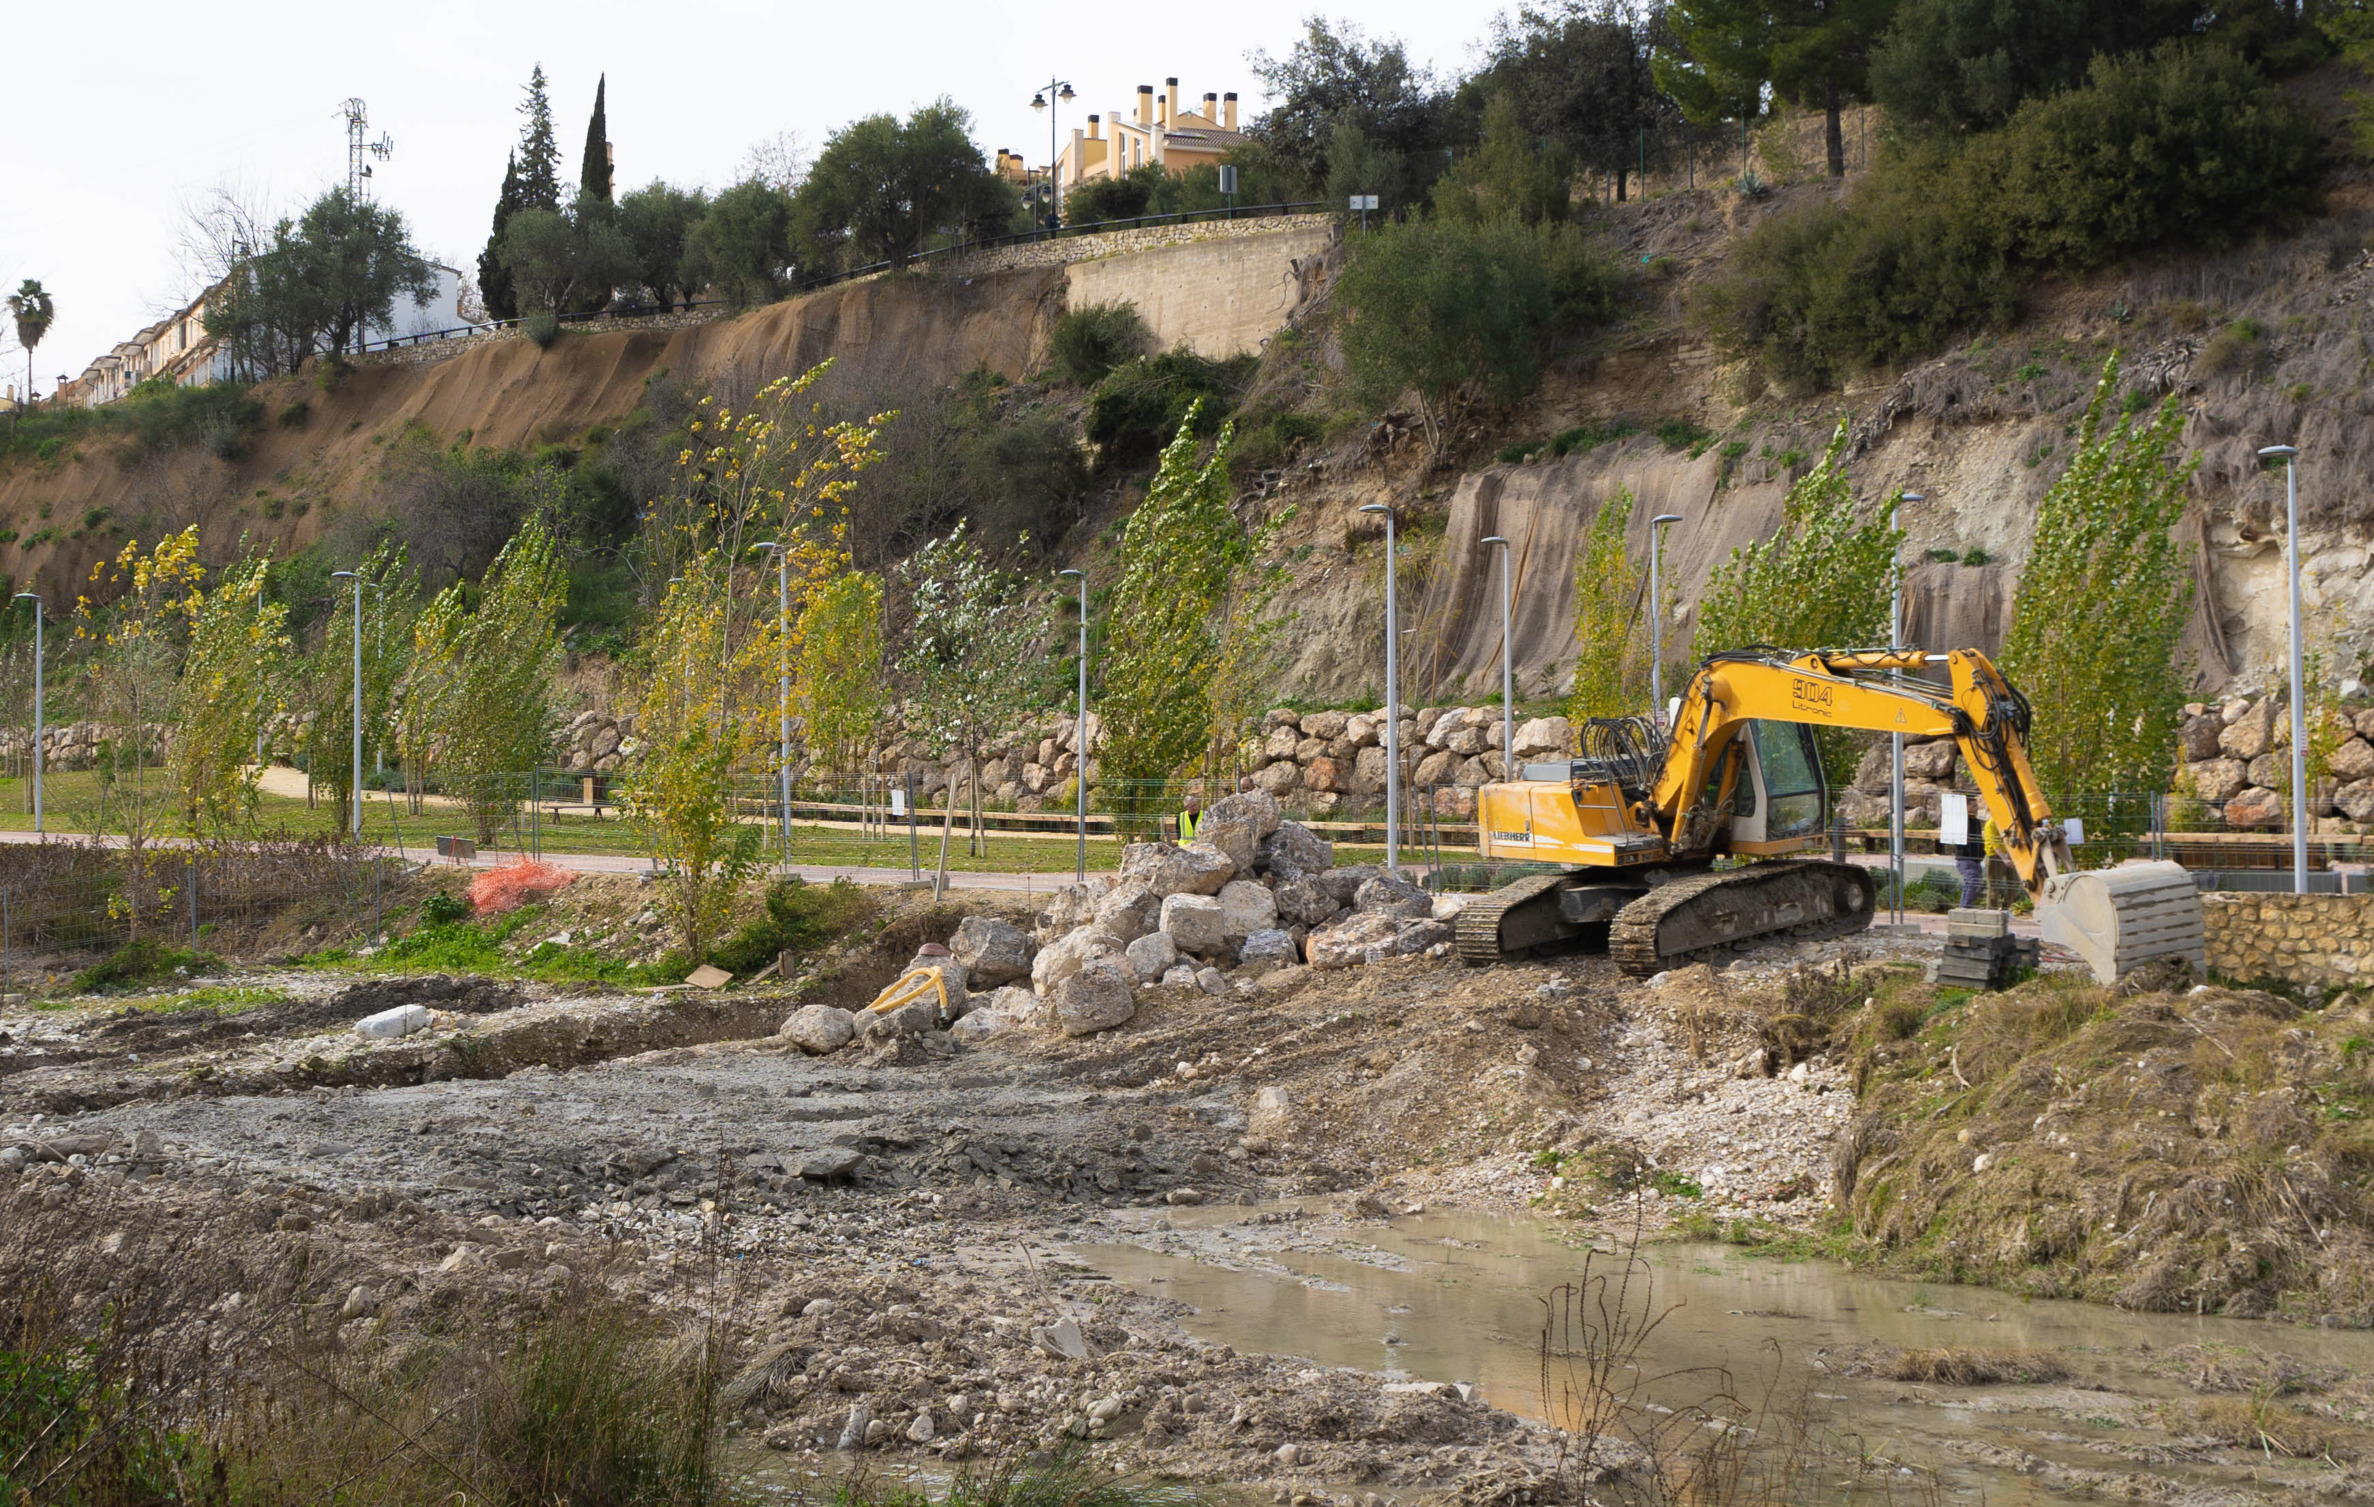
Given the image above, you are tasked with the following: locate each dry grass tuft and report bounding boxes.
[1880,1347,2073,1386]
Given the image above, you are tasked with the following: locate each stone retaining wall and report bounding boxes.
[942,215,1334,276]
[2201,892,2374,987]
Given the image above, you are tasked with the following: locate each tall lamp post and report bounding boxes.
[330,571,364,838]
[1360,503,1400,874]
[751,542,793,869]
[1029,79,1077,233]
[1648,515,1682,729]
[2257,445,2309,892]
[1481,537,1513,773]
[1888,491,1923,923]
[1059,569,1089,881]
[11,592,39,836]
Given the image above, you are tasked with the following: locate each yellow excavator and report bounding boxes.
[1457,646,2205,979]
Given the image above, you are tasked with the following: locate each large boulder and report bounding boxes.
[2337,778,2374,823]
[780,1005,857,1055]
[1274,876,1340,927]
[1307,914,1452,969]
[2246,753,2285,790]
[1904,740,1957,780]
[2220,698,2277,760]
[1118,841,1234,898]
[1301,756,1343,793]
[1304,709,1349,741]
[1441,723,1489,757]
[1031,927,1121,998]
[2179,713,2225,762]
[1412,750,1461,788]
[1351,747,1389,795]
[1238,928,1301,977]
[1195,791,1282,872]
[1124,930,1179,981]
[1090,883,1163,944]
[948,916,1032,987]
[1158,893,1227,955]
[1218,879,1280,942]
[1257,821,1333,880]
[1253,761,1301,796]
[982,984,1041,1025]
[1512,716,1573,761]
[2331,737,2374,782]
[2189,758,2247,804]
[2224,786,2284,827]
[1055,958,1137,1037]
[1355,871,1432,918]
[1039,878,1114,938]
[862,998,938,1044]
[1322,865,1377,907]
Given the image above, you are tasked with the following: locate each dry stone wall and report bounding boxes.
[2178,693,2374,832]
[2201,893,2374,987]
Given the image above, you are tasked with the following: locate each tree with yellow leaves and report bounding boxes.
[620,360,887,962]
[172,549,290,835]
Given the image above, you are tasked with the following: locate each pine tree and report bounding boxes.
[580,74,612,204]
[518,64,561,210]
[477,151,523,321]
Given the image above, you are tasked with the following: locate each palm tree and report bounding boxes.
[7,278,55,425]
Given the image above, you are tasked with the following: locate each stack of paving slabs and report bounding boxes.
[1934,908,2038,990]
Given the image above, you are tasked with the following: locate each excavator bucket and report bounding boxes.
[2038,860,2206,984]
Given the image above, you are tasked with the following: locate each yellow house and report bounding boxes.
[1053,78,1242,196]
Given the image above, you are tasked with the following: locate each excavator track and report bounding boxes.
[1456,873,1572,965]
[1610,860,1876,977]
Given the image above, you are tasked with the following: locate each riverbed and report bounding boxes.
[1073,1206,2374,1504]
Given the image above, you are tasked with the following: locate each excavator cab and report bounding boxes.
[1725,720,1829,854]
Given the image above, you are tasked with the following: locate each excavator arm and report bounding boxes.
[1652,648,2069,897]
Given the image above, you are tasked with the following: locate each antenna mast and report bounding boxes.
[342,98,395,198]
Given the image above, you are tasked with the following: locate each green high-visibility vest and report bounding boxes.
[1179,809,1201,841]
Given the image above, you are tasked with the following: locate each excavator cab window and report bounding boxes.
[1754,720,1827,839]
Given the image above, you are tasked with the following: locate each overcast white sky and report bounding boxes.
[0,0,1492,390]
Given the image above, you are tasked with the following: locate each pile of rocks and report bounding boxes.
[776,792,1466,1050]
[2179,694,2374,829]
[557,710,640,772]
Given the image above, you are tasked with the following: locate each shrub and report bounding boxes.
[707,877,879,973]
[1226,407,1326,481]
[277,398,311,429]
[71,940,221,993]
[523,308,562,348]
[1085,350,1249,468]
[420,890,470,926]
[1065,173,1155,224]
[1336,216,1617,452]
[1702,43,2317,386]
[1048,301,1151,386]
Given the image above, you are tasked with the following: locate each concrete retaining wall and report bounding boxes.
[2202,892,2374,987]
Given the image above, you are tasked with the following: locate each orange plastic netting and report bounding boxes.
[469,858,577,914]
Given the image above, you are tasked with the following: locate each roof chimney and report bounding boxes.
[1202,92,1218,122]
[1136,84,1153,125]
[1166,77,1180,125]
[1088,113,1101,138]
[1223,91,1238,129]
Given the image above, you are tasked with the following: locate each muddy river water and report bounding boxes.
[1071,1207,2374,1502]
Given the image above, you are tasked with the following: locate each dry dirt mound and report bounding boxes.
[1845,975,2374,1322]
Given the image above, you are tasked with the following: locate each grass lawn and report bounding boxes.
[0,770,1403,875]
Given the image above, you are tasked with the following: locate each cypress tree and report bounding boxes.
[580,74,613,204]
[477,150,523,321]
[518,64,561,210]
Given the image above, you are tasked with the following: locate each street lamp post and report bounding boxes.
[1482,536,1513,774]
[2258,445,2308,892]
[1889,491,1923,924]
[1059,569,1089,881]
[1361,504,1400,874]
[10,593,39,836]
[1648,515,1682,729]
[330,571,363,838]
[1029,79,1078,233]
[751,543,793,869]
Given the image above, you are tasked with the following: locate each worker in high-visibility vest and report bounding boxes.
[1980,815,2005,908]
[1175,792,1204,844]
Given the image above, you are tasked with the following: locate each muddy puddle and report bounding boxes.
[1071,1207,2374,1503]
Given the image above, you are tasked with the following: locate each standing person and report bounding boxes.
[1981,815,2007,908]
[1174,792,1203,843]
[1955,818,1989,908]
